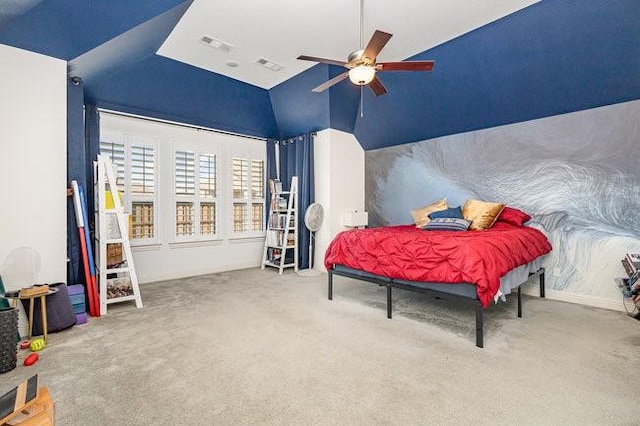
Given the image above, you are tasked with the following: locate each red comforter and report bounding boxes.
[324,222,552,307]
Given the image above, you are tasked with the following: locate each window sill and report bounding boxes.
[169,239,223,249]
[131,243,162,252]
[228,235,265,244]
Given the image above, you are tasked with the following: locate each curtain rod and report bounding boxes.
[98,108,267,142]
[277,132,317,143]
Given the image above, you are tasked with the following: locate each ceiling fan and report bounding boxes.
[297,1,435,96]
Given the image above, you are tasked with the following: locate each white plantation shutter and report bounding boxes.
[250,159,265,231]
[232,157,249,232]
[200,202,216,235]
[232,157,248,199]
[199,154,217,236]
[174,150,218,239]
[231,157,264,233]
[100,139,156,241]
[251,160,264,199]
[233,203,248,233]
[176,201,194,236]
[175,150,195,196]
[200,154,216,198]
[131,144,155,195]
[99,141,125,190]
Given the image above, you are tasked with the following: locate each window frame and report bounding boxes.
[99,131,159,246]
[172,141,221,243]
[230,153,266,238]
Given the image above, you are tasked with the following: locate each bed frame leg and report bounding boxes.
[387,285,392,319]
[517,286,522,318]
[475,302,484,348]
[328,271,333,301]
[539,267,546,298]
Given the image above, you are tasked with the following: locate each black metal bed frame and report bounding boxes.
[327,265,546,348]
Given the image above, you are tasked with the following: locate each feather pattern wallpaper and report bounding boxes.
[365,100,640,302]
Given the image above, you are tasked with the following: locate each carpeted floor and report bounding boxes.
[2,268,639,425]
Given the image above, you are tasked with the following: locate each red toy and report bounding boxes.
[24,353,39,366]
[20,340,31,350]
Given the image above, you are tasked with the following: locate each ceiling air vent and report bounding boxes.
[199,35,233,53]
[255,57,283,72]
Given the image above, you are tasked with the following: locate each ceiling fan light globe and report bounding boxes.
[348,65,376,85]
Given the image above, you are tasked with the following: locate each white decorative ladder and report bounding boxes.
[95,154,143,315]
[262,176,298,274]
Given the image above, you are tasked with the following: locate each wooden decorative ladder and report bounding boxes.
[95,154,143,315]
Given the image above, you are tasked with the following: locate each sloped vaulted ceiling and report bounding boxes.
[0,0,638,147]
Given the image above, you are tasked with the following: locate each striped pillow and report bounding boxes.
[421,218,472,231]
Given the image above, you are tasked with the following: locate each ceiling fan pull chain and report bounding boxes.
[359,0,364,50]
[360,85,364,117]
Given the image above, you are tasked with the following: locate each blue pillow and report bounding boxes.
[422,218,471,231]
[428,206,463,220]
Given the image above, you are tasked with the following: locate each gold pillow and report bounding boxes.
[411,198,448,228]
[462,199,505,230]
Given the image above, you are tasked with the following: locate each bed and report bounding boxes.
[323,207,552,348]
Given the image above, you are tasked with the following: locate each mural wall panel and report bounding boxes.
[365,100,640,302]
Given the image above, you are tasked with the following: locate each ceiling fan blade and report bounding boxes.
[362,30,393,62]
[377,61,435,72]
[312,71,349,93]
[297,55,347,67]
[368,76,387,96]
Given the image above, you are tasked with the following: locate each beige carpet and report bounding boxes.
[1,268,638,425]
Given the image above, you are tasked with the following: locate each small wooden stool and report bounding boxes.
[2,288,58,343]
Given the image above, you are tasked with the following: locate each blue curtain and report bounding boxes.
[265,139,278,225]
[279,133,315,269]
[84,105,101,232]
[66,80,85,285]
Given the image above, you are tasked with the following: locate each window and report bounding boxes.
[173,148,218,240]
[99,141,125,190]
[130,144,155,239]
[100,136,157,243]
[232,157,265,235]
[200,154,217,236]
[101,112,266,247]
[251,160,265,231]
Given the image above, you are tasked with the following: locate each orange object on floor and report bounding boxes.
[1,387,54,426]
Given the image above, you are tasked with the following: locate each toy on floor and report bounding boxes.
[24,353,39,366]
[29,338,45,352]
[20,340,31,350]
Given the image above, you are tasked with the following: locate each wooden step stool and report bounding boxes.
[0,386,54,426]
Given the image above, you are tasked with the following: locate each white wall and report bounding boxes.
[314,129,365,271]
[0,44,67,288]
[101,113,266,283]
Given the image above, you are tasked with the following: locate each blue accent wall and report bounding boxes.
[68,1,192,84]
[85,54,278,138]
[354,0,640,149]
[0,0,189,60]
[1,0,638,147]
[269,64,331,138]
[328,66,361,134]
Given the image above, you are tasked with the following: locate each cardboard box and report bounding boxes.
[106,243,123,266]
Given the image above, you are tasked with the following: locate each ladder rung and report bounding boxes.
[263,261,296,268]
[96,238,125,244]
[106,295,137,304]
[105,266,130,274]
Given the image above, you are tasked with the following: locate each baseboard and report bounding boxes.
[138,261,263,284]
[521,285,623,312]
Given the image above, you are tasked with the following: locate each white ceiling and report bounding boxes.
[157,0,539,89]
